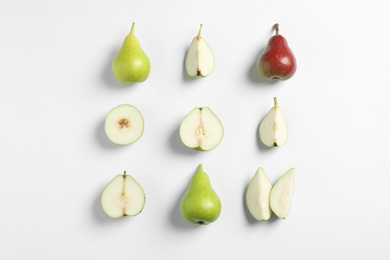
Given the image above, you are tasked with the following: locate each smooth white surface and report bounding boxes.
[1,0,390,259]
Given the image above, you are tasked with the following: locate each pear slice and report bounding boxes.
[259,97,288,147]
[185,24,215,77]
[104,104,144,145]
[101,171,146,218]
[245,167,272,221]
[269,168,295,219]
[179,107,224,151]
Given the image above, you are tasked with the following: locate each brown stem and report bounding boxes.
[274,23,279,35]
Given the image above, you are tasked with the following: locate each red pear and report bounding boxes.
[257,24,297,80]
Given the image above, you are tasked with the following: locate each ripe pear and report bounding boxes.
[104,104,144,145]
[101,171,146,218]
[185,24,215,77]
[257,23,297,80]
[179,107,224,151]
[180,164,222,225]
[112,23,151,83]
[270,168,295,219]
[259,97,288,147]
[245,167,272,221]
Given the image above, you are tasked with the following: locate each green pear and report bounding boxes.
[180,164,221,225]
[112,23,151,83]
[270,168,295,219]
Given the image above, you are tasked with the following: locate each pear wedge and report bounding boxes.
[185,24,215,77]
[245,167,272,221]
[179,107,224,151]
[270,168,295,219]
[101,171,146,218]
[259,97,288,147]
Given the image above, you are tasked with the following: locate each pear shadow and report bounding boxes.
[247,47,280,87]
[101,49,137,88]
[95,119,124,150]
[168,172,201,230]
[91,184,129,224]
[168,123,202,156]
[182,46,199,83]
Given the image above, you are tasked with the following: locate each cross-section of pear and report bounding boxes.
[179,107,224,151]
[101,171,146,218]
[185,24,215,77]
[269,168,295,219]
[259,97,288,147]
[245,167,272,221]
[104,104,144,145]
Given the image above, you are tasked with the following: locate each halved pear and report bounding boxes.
[270,168,295,219]
[245,167,272,221]
[101,171,146,218]
[259,97,288,147]
[185,24,215,77]
[179,107,224,151]
[104,104,144,145]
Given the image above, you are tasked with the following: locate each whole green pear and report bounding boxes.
[112,23,151,83]
[180,164,221,225]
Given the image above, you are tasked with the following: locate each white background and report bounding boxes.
[1,0,390,259]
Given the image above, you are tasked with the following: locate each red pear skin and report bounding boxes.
[257,24,297,80]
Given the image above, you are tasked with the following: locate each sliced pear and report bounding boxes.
[104,104,144,145]
[185,24,215,77]
[101,171,146,218]
[245,167,272,221]
[259,97,288,147]
[270,168,295,219]
[179,107,224,151]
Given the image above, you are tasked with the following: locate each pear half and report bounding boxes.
[185,24,215,77]
[270,168,295,219]
[101,171,146,218]
[179,107,224,151]
[259,97,288,147]
[245,167,272,221]
[104,104,144,145]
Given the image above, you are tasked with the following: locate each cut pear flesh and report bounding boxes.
[270,168,295,219]
[246,167,272,221]
[185,24,215,77]
[259,97,288,147]
[101,172,145,218]
[179,107,224,151]
[104,104,144,145]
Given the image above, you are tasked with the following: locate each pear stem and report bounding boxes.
[197,24,203,40]
[130,23,135,36]
[274,23,279,35]
[123,170,127,178]
[273,97,278,107]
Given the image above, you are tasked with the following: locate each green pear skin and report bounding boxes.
[180,164,221,225]
[112,23,151,83]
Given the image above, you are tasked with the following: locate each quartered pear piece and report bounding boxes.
[270,168,295,219]
[101,171,146,218]
[245,167,272,221]
[259,97,288,147]
[185,24,215,77]
[179,107,224,151]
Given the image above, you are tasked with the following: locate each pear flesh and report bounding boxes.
[104,104,144,145]
[180,164,222,225]
[270,168,295,219]
[185,24,215,77]
[179,107,224,151]
[246,167,272,221]
[112,23,151,83]
[101,171,146,218]
[259,97,288,147]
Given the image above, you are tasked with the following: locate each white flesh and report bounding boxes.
[270,168,295,219]
[246,167,272,221]
[104,104,144,145]
[101,173,145,218]
[259,97,288,147]
[179,107,224,151]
